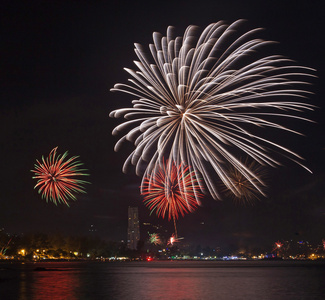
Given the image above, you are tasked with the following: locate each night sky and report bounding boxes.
[1,0,324,250]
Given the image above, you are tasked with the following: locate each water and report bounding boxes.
[0,260,324,299]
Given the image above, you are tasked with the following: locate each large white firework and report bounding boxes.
[110,20,315,200]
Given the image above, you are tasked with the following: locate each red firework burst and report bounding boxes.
[31,147,90,206]
[273,241,283,252]
[167,234,183,246]
[141,160,203,221]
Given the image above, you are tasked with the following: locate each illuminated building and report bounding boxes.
[127,207,140,250]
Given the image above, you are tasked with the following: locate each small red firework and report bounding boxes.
[31,147,89,206]
[273,241,283,252]
[168,234,176,246]
[141,160,203,221]
[167,234,183,246]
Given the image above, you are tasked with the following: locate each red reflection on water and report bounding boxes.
[135,266,204,299]
[159,270,198,299]
[32,266,80,300]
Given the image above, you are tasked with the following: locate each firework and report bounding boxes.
[273,241,283,253]
[167,234,183,246]
[110,20,315,200]
[274,241,283,249]
[223,158,266,204]
[141,160,202,222]
[31,147,89,206]
[149,233,161,245]
[142,160,202,237]
[168,234,176,246]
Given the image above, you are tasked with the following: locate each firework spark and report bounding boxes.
[110,20,315,200]
[31,147,90,206]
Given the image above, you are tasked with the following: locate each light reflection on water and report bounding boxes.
[32,267,81,300]
[0,260,324,300]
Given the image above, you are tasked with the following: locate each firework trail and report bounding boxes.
[31,147,90,206]
[110,20,315,200]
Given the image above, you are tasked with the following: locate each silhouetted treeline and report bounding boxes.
[0,230,132,259]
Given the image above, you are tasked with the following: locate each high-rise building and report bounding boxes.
[127,206,140,250]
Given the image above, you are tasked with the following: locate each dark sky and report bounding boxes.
[1,0,324,251]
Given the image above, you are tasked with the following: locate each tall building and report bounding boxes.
[127,206,140,250]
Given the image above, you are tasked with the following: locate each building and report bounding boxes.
[127,207,140,250]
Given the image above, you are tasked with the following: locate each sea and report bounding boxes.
[0,260,324,300]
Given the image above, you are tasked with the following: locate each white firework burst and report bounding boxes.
[110,20,315,200]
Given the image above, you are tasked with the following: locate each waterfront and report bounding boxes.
[1,260,324,299]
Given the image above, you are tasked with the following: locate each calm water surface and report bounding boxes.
[0,260,324,299]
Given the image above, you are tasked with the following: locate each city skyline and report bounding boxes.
[1,223,324,261]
